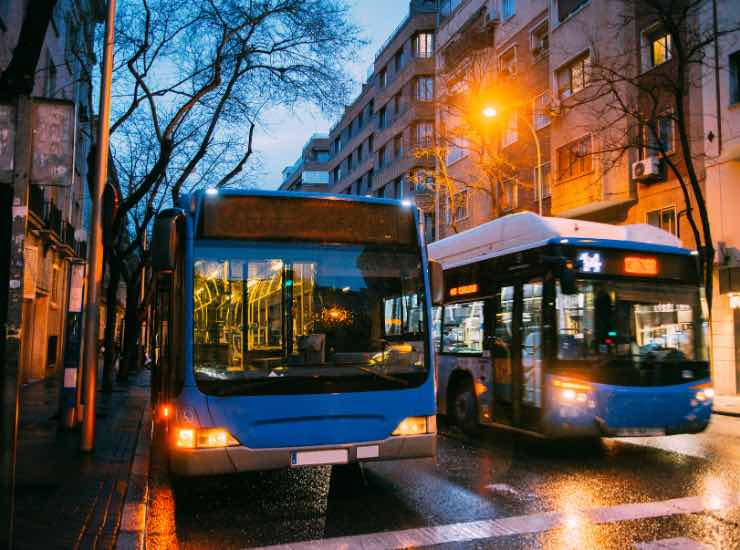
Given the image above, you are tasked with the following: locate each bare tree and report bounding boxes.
[411,50,535,237]
[559,0,740,310]
[98,0,363,389]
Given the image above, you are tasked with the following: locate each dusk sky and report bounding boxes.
[254,1,409,189]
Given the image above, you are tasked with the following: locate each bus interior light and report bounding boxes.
[392,416,435,436]
[401,200,413,207]
[205,187,218,196]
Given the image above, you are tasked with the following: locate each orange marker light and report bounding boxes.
[176,428,196,449]
[161,404,171,419]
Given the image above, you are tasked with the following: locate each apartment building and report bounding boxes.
[435,0,551,239]
[326,0,438,232]
[701,0,740,395]
[279,133,331,193]
[1,0,102,382]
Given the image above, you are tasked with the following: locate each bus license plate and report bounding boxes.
[614,427,665,437]
[291,449,349,466]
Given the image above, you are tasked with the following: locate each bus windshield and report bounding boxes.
[192,242,428,395]
[556,280,708,363]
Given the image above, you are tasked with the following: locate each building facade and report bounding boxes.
[1,0,103,382]
[279,133,330,193]
[701,0,740,395]
[326,0,439,240]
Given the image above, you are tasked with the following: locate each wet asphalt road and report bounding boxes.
[146,415,740,549]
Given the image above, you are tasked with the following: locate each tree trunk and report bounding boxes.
[102,261,121,392]
[118,268,142,382]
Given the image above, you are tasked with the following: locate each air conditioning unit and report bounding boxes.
[632,156,662,181]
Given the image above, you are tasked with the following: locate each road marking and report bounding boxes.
[635,537,710,549]
[251,494,740,550]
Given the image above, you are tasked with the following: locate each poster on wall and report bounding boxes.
[0,103,15,174]
[31,99,76,187]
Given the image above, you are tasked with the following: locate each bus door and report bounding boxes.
[489,280,543,430]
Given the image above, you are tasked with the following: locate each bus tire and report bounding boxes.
[450,377,479,435]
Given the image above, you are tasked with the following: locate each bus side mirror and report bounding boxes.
[560,263,578,295]
[152,208,185,272]
[429,260,444,306]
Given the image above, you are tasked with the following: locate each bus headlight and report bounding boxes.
[691,383,715,402]
[392,416,436,436]
[175,427,240,449]
[553,379,593,406]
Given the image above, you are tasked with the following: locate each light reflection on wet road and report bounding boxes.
[146,416,740,549]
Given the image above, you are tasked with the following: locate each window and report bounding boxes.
[644,27,672,70]
[502,0,516,20]
[502,111,518,147]
[415,122,434,147]
[394,47,405,72]
[452,189,469,221]
[534,162,551,200]
[379,145,388,168]
[415,33,434,58]
[731,51,740,105]
[556,51,591,98]
[379,106,388,129]
[647,206,677,236]
[533,92,552,130]
[446,136,469,165]
[557,0,589,23]
[192,249,428,396]
[416,77,434,101]
[394,93,402,116]
[442,301,484,354]
[394,134,403,159]
[500,178,518,211]
[557,135,592,180]
[499,47,517,77]
[379,68,388,88]
[530,20,549,57]
[644,116,675,156]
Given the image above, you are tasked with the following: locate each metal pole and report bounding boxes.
[518,113,543,216]
[81,0,116,452]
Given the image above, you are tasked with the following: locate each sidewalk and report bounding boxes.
[714,394,740,418]
[12,368,150,550]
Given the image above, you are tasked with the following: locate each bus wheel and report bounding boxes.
[451,377,479,435]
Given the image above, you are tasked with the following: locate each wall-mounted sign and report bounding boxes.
[578,252,603,273]
[624,256,659,276]
[31,100,76,187]
[450,283,478,297]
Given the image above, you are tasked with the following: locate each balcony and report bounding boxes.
[28,184,84,258]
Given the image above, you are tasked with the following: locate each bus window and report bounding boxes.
[493,287,514,403]
[521,282,543,407]
[432,307,442,352]
[555,281,708,362]
[442,301,484,354]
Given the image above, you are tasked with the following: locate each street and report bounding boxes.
[146,415,740,549]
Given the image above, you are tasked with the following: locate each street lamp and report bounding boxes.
[481,106,543,216]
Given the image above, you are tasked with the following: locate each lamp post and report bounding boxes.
[482,106,543,216]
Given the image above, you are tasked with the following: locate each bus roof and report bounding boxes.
[428,212,688,269]
[183,188,412,212]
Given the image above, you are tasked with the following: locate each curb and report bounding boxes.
[115,401,152,550]
[713,410,740,418]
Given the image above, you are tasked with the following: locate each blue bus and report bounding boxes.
[150,190,440,475]
[428,212,713,439]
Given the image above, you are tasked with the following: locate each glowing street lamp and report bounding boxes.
[482,106,497,118]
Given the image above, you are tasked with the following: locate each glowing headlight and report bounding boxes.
[175,427,239,449]
[392,416,436,436]
[690,383,715,402]
[554,378,592,404]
